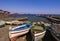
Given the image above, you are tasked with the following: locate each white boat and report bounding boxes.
[44,23,51,27]
[9,24,32,38]
[31,24,46,41]
[35,31,46,41]
[0,20,6,27]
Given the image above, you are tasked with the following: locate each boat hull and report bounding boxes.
[35,31,46,41]
[9,24,32,38]
[9,28,30,38]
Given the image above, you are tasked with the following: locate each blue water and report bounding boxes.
[10,14,49,22]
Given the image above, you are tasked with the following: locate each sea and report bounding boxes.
[10,14,49,22]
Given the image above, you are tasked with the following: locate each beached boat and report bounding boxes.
[40,21,51,27]
[6,20,26,25]
[9,23,32,38]
[31,24,46,41]
[44,23,51,27]
[0,20,6,27]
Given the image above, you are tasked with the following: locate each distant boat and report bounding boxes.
[9,23,32,38]
[31,24,46,41]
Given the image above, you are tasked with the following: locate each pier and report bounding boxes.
[46,17,60,21]
[44,16,60,23]
[38,15,60,23]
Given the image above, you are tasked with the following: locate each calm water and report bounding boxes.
[10,14,49,22]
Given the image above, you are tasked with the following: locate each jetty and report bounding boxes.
[37,15,60,23]
[44,16,60,23]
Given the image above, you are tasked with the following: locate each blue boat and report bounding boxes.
[9,24,32,38]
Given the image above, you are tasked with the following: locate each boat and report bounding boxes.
[9,23,32,38]
[5,21,13,25]
[6,20,25,25]
[44,23,51,27]
[31,24,46,41]
[49,24,60,41]
[0,20,6,27]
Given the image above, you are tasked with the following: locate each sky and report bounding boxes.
[0,0,60,14]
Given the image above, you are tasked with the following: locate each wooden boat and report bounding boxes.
[6,20,30,25]
[9,23,32,38]
[44,23,51,27]
[0,21,6,27]
[31,24,46,41]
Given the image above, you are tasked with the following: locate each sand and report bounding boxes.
[0,25,9,41]
[0,25,27,41]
